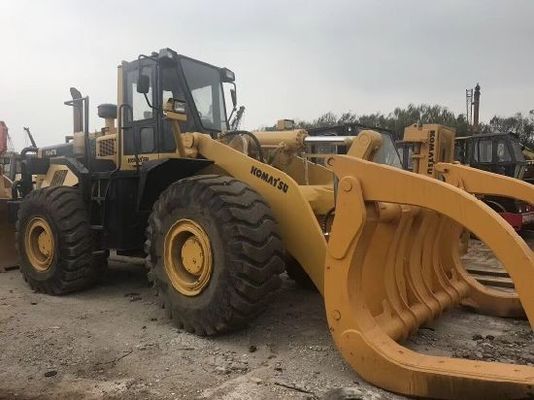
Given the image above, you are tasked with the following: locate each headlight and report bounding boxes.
[172,99,186,114]
[220,67,235,82]
[164,98,187,115]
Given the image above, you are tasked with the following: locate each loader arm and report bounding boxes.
[436,162,533,205]
[191,133,329,293]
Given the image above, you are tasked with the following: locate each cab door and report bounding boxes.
[121,60,158,170]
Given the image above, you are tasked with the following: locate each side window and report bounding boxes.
[475,139,493,163]
[496,140,512,162]
[127,67,154,122]
[191,86,213,125]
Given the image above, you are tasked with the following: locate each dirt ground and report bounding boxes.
[1,237,533,400]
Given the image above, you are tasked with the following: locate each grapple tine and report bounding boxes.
[435,163,533,318]
[439,218,525,318]
[325,154,534,399]
[371,203,419,340]
[406,211,445,319]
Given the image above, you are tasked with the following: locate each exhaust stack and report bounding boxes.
[70,87,84,133]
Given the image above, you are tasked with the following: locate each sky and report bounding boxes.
[1,0,533,150]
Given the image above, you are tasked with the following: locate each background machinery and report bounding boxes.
[455,132,534,230]
[3,48,534,399]
[0,121,18,270]
[398,129,534,231]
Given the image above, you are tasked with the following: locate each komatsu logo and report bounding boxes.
[427,130,436,175]
[250,165,289,193]
[43,149,57,157]
[127,156,149,164]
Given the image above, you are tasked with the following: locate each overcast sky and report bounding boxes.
[1,0,533,149]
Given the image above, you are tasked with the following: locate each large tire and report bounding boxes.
[16,186,100,294]
[145,175,285,336]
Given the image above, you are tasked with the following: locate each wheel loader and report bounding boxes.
[4,48,534,399]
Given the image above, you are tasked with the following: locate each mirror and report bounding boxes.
[230,87,237,108]
[136,74,150,94]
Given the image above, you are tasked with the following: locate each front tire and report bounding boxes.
[145,175,285,336]
[16,186,100,294]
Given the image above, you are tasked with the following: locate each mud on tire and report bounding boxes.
[16,186,101,294]
[145,175,285,336]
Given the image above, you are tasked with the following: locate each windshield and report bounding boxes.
[374,133,403,168]
[181,58,227,131]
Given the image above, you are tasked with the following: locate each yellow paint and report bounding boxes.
[163,218,213,297]
[24,216,55,272]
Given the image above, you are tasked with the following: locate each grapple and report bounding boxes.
[325,145,534,399]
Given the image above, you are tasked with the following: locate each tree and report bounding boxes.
[480,112,534,148]
[291,104,470,140]
[259,105,534,147]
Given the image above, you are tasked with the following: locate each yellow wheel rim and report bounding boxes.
[164,218,213,296]
[25,217,55,272]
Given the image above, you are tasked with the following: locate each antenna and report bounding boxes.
[466,88,473,127]
[465,83,481,134]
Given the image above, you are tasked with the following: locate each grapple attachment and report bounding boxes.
[325,154,534,399]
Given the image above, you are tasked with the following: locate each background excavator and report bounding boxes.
[2,48,534,399]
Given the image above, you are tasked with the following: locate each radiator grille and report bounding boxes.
[51,170,68,186]
[98,138,116,157]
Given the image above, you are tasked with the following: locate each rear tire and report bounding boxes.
[145,175,285,336]
[16,186,100,294]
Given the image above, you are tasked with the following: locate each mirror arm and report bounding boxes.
[228,82,238,122]
[142,92,162,114]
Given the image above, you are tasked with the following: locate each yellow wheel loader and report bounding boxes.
[5,48,534,399]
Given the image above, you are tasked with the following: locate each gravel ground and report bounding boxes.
[0,237,533,400]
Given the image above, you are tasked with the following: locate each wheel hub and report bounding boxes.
[181,236,204,275]
[25,217,54,272]
[164,219,212,296]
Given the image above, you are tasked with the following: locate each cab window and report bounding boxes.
[127,67,154,121]
[496,140,512,162]
[475,139,493,163]
[181,58,227,131]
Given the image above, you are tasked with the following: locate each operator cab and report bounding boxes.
[455,132,527,179]
[121,48,236,158]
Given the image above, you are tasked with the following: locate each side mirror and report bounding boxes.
[230,87,237,108]
[137,74,150,94]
